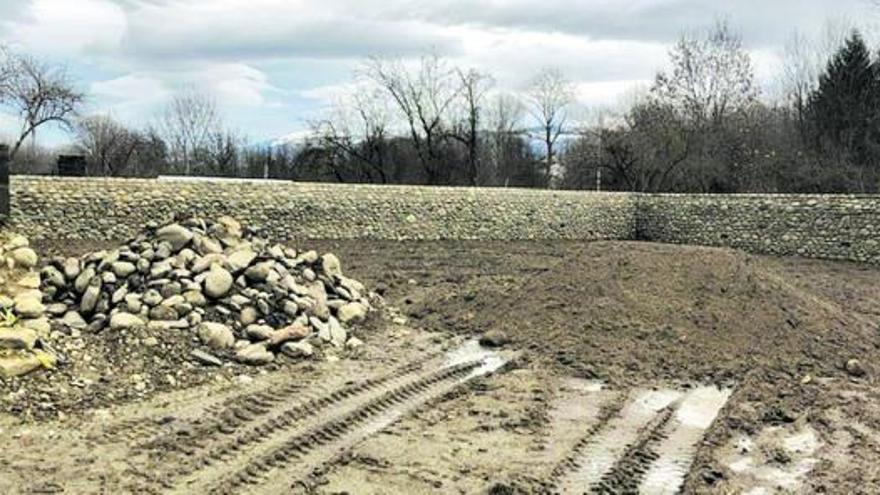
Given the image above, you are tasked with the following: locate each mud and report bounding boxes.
[6,239,880,493]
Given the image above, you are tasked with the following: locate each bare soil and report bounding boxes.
[2,239,879,494]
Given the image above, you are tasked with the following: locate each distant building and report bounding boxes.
[56,155,87,176]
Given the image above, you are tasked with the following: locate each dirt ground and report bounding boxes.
[2,239,879,494]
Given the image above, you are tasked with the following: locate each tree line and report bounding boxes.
[2,21,880,193]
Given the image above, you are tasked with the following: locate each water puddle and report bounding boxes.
[721,423,820,493]
[639,386,732,494]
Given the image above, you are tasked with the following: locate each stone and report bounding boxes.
[74,266,96,293]
[269,323,310,347]
[204,266,234,298]
[281,341,314,359]
[283,300,300,318]
[306,282,330,320]
[190,349,223,367]
[846,359,866,377]
[21,317,51,335]
[244,262,273,282]
[17,273,41,289]
[109,312,145,330]
[156,223,194,251]
[346,337,364,349]
[226,248,257,274]
[194,235,223,255]
[97,250,120,272]
[479,329,510,348]
[328,317,347,347]
[42,266,66,288]
[149,305,179,321]
[61,311,88,330]
[63,257,81,280]
[5,234,28,249]
[217,216,242,238]
[111,261,137,277]
[192,253,226,274]
[337,302,367,325]
[80,277,102,314]
[150,261,173,278]
[14,294,44,318]
[239,306,258,325]
[45,303,68,316]
[124,293,143,313]
[10,247,38,269]
[143,289,163,307]
[147,319,189,330]
[111,286,128,305]
[234,343,274,365]
[198,322,235,350]
[0,327,38,350]
[0,353,42,378]
[88,314,108,333]
[183,289,207,307]
[321,253,343,278]
[245,324,275,341]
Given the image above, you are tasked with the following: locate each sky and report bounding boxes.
[0,0,877,147]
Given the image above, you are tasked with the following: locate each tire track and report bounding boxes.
[591,404,677,493]
[125,352,444,492]
[545,386,731,495]
[210,360,488,495]
[151,342,506,494]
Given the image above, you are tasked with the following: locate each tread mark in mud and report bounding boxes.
[203,360,488,495]
[590,404,677,494]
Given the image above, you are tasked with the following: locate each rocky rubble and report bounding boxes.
[36,216,373,368]
[0,235,57,378]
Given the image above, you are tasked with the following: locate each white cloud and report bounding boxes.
[3,0,126,57]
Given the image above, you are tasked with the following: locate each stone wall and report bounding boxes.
[9,176,880,264]
[9,176,637,243]
[637,194,880,264]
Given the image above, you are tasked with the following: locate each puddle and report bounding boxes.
[639,386,731,494]
[721,423,820,493]
[558,389,682,491]
[443,339,508,377]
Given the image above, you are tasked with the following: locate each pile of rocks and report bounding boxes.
[38,217,371,366]
[0,235,57,378]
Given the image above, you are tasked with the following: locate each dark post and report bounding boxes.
[0,145,9,223]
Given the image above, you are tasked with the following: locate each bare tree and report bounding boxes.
[159,88,221,175]
[0,50,84,160]
[653,20,757,127]
[486,92,528,186]
[75,115,143,176]
[451,68,494,185]
[311,85,393,183]
[364,54,462,184]
[525,67,575,186]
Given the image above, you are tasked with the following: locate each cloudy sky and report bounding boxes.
[0,0,876,146]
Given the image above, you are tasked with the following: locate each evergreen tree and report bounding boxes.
[808,30,879,170]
